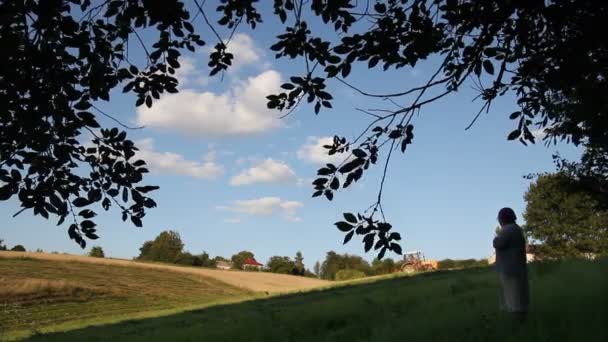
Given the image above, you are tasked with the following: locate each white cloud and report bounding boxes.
[297,136,346,165]
[225,33,264,73]
[137,70,283,137]
[223,218,241,224]
[230,158,296,186]
[218,197,303,222]
[135,138,223,179]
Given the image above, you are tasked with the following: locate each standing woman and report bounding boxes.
[493,207,529,322]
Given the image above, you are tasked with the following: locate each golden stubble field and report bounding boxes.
[0,251,328,293]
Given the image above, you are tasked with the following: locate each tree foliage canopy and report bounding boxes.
[10,244,26,252]
[523,173,608,258]
[265,251,306,275]
[1,0,606,257]
[137,230,184,263]
[320,251,372,280]
[88,245,105,258]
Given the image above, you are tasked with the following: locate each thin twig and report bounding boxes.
[193,0,224,44]
[336,76,450,98]
[91,104,145,130]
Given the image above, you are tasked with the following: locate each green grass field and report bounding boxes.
[2,257,607,342]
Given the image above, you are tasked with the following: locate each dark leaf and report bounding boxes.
[343,212,357,224]
[390,243,403,255]
[377,222,392,232]
[509,111,521,120]
[335,221,353,232]
[389,232,402,241]
[78,209,96,219]
[363,233,375,252]
[343,230,354,244]
[483,60,494,75]
[352,149,367,158]
[330,177,339,190]
[507,129,521,140]
[72,198,90,207]
[80,220,96,229]
[131,216,142,227]
[378,247,387,260]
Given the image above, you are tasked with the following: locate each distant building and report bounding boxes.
[216,260,232,270]
[242,257,263,270]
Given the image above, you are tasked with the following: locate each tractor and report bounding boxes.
[400,251,438,274]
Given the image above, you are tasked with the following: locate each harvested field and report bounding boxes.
[0,251,328,293]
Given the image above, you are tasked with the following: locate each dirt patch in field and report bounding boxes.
[0,251,329,293]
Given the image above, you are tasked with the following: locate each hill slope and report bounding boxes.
[20,258,608,342]
[0,251,328,293]
[0,256,255,339]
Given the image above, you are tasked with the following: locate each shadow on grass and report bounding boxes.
[23,260,608,342]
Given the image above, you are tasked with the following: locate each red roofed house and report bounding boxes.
[243,257,263,271]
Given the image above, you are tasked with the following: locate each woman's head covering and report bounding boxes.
[498,207,517,225]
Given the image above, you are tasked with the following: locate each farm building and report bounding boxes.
[216,260,233,270]
[243,257,263,270]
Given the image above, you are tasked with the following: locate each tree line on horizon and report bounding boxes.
[126,230,491,280]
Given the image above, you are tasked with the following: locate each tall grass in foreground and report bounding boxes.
[22,259,608,342]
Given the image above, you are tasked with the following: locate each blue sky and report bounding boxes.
[2,3,580,269]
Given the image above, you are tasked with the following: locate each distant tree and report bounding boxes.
[174,252,196,266]
[554,147,608,209]
[320,251,372,280]
[137,230,184,263]
[199,252,216,268]
[313,261,321,278]
[524,173,608,258]
[138,241,154,260]
[294,251,305,275]
[266,256,296,274]
[35,248,43,253]
[88,246,105,258]
[231,251,254,270]
[335,269,367,281]
[0,239,6,251]
[372,258,396,275]
[10,245,26,252]
[303,269,317,278]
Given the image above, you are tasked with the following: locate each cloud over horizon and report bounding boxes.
[217,197,303,222]
[230,158,296,186]
[135,138,223,179]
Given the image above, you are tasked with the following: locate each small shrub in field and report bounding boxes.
[335,269,366,281]
[88,246,105,258]
[10,245,26,252]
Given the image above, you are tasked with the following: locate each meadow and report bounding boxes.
[1,253,607,341]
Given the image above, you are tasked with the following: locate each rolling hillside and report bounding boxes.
[0,251,328,293]
[0,252,327,340]
[2,253,607,342]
